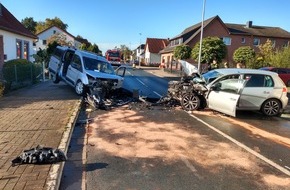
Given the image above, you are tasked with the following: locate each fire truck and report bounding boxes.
[105,49,122,66]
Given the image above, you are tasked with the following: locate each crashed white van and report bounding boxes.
[48,46,125,95]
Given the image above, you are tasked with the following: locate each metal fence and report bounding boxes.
[0,62,46,90]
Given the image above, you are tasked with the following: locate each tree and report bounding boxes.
[256,39,274,67]
[191,37,227,68]
[21,17,37,34]
[173,45,192,60]
[233,46,255,68]
[271,47,290,68]
[120,45,131,61]
[88,44,102,55]
[47,33,73,47]
[35,17,68,34]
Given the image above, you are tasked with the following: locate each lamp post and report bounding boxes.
[139,33,142,68]
[197,0,206,74]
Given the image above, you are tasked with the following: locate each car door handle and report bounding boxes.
[230,98,237,101]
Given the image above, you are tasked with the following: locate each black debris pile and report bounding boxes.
[11,145,67,166]
[84,81,135,110]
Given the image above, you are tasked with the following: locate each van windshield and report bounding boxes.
[83,57,115,75]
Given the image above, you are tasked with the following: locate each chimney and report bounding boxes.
[246,21,253,28]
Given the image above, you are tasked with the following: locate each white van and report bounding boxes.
[48,46,126,95]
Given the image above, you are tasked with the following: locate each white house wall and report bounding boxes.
[1,29,35,62]
[36,26,79,50]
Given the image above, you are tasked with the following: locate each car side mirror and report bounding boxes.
[115,66,126,77]
[210,82,221,91]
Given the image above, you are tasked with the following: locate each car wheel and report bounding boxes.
[261,99,282,116]
[181,93,200,111]
[51,73,60,84]
[75,80,84,95]
[287,80,290,87]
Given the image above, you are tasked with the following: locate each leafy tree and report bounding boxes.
[35,17,68,34]
[233,46,255,68]
[120,45,131,61]
[191,36,227,68]
[271,47,290,68]
[88,44,102,55]
[173,45,192,60]
[256,39,274,67]
[47,33,73,47]
[21,17,37,34]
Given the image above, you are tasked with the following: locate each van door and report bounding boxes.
[208,79,245,117]
[66,54,82,85]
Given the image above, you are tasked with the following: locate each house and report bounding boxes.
[144,38,169,66]
[132,44,145,64]
[159,15,290,71]
[35,25,81,51]
[0,3,37,70]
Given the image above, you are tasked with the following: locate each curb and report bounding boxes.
[46,98,83,190]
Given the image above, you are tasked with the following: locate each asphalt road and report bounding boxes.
[60,68,290,189]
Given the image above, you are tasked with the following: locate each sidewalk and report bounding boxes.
[0,81,81,190]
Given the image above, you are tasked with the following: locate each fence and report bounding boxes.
[0,62,46,90]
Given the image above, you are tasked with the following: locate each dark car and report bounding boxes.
[260,67,290,87]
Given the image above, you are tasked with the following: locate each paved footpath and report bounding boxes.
[0,81,81,190]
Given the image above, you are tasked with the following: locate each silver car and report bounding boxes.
[203,68,288,117]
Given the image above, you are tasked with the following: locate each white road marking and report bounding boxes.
[179,154,201,179]
[136,78,147,87]
[153,91,162,98]
[189,114,290,177]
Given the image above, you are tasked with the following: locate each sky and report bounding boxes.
[1,0,290,54]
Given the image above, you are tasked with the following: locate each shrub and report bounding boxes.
[2,59,42,91]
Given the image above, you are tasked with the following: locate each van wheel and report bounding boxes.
[51,73,60,84]
[75,80,84,95]
[181,93,200,111]
[261,99,281,116]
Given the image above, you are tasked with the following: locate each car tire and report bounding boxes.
[75,80,84,95]
[181,93,200,111]
[51,73,60,84]
[287,80,290,87]
[260,99,282,116]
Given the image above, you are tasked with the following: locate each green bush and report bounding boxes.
[2,59,42,91]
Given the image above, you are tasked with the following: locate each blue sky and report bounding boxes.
[1,0,290,54]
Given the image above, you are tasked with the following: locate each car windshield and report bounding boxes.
[202,70,223,84]
[108,52,120,57]
[83,57,115,75]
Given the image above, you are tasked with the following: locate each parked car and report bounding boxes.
[202,68,288,117]
[259,67,290,87]
[48,46,126,95]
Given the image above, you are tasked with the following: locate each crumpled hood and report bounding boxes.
[85,70,122,80]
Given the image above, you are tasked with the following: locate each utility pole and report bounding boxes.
[139,33,142,68]
[197,0,206,74]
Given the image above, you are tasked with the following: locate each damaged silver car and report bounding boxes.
[48,46,126,95]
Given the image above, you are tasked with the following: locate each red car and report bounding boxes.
[260,67,290,87]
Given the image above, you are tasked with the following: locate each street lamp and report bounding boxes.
[197,0,206,74]
[139,33,142,68]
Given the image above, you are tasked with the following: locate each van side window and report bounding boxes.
[71,55,82,71]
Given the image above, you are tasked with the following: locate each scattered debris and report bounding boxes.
[11,145,67,166]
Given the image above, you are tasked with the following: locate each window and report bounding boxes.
[253,38,260,46]
[218,79,244,94]
[23,41,29,60]
[71,55,82,71]
[283,41,289,47]
[244,74,273,87]
[43,40,47,45]
[16,39,22,59]
[241,37,246,44]
[53,30,56,34]
[222,37,231,45]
